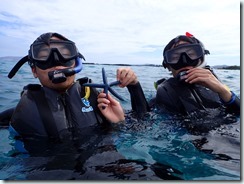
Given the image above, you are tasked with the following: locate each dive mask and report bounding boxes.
[164,43,204,70]
[162,33,210,70]
[8,32,85,84]
[29,40,78,70]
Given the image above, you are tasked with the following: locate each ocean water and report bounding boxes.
[0,58,240,180]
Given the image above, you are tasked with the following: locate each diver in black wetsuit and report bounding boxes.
[150,32,240,116]
[1,32,148,143]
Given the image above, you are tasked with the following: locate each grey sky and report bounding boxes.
[0,0,240,66]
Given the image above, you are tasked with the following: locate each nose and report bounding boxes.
[53,52,60,63]
[182,54,188,64]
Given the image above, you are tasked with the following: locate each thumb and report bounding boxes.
[107,93,119,105]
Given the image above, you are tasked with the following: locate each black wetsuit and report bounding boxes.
[149,76,240,116]
[9,78,148,140]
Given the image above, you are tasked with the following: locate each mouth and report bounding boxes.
[52,66,69,70]
[177,66,193,74]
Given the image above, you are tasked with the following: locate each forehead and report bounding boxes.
[50,36,62,41]
[172,41,190,49]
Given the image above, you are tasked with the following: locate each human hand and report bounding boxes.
[116,67,138,87]
[97,92,125,123]
[185,68,232,102]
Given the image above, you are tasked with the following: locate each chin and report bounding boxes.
[51,81,73,92]
[177,67,193,73]
[197,60,207,68]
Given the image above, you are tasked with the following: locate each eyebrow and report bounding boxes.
[38,47,49,52]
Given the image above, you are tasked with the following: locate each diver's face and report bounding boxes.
[32,36,75,92]
[168,41,195,77]
[32,64,75,92]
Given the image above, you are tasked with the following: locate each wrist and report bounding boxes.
[218,85,232,102]
[220,91,236,105]
[131,80,139,85]
[113,117,126,124]
[108,116,125,124]
[115,119,126,124]
[110,119,126,129]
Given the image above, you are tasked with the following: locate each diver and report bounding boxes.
[149,32,240,116]
[1,32,148,145]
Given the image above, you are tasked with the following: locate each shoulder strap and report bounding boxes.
[26,85,59,139]
[205,65,222,81]
[77,77,93,99]
[77,77,108,125]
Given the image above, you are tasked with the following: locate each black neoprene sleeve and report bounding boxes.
[127,82,150,116]
[225,95,240,115]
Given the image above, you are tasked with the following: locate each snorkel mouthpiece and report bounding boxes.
[177,70,188,82]
[48,57,83,84]
[48,70,67,84]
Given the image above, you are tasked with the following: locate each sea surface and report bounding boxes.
[0,58,240,180]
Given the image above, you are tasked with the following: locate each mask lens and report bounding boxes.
[31,40,78,62]
[165,44,203,64]
[51,41,77,59]
[32,43,49,61]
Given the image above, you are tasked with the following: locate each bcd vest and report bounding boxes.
[10,77,107,140]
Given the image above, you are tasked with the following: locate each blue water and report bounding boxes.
[0,58,240,180]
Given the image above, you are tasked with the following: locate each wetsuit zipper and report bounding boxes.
[59,94,74,130]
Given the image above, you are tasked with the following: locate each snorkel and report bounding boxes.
[8,54,84,83]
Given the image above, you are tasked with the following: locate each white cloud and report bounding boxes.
[0,0,240,65]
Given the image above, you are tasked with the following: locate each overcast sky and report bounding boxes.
[0,0,241,66]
